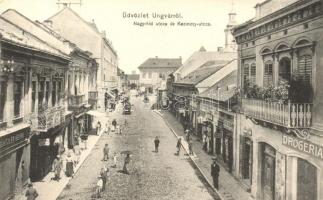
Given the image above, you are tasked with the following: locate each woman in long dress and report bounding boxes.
[65,153,74,177]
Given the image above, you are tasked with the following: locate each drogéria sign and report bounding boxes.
[282,134,323,160]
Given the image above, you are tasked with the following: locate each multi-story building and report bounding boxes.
[232,0,323,199]
[127,73,140,88]
[0,10,99,199]
[138,57,182,93]
[47,6,118,110]
[0,11,70,199]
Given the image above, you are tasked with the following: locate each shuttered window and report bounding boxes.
[264,61,273,87]
[250,64,256,84]
[298,55,312,85]
[243,64,249,85]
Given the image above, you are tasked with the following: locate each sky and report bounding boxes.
[0,0,260,74]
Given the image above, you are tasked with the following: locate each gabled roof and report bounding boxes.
[199,70,237,101]
[138,57,182,69]
[1,9,71,56]
[127,74,140,80]
[173,48,236,80]
[174,60,227,86]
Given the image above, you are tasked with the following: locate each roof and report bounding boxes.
[1,9,71,57]
[47,7,117,56]
[127,74,140,80]
[199,70,237,101]
[174,60,226,86]
[196,59,237,91]
[138,57,182,69]
[173,48,236,80]
[0,16,69,59]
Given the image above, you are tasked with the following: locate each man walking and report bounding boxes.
[25,183,38,200]
[103,143,109,161]
[211,157,220,189]
[176,138,182,155]
[52,155,62,181]
[188,139,194,155]
[154,136,160,152]
[123,153,131,174]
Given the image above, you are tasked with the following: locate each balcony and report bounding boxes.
[68,94,86,109]
[241,99,312,128]
[32,106,65,132]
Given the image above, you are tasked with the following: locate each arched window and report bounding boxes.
[264,61,273,87]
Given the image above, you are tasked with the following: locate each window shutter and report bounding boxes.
[250,64,256,84]
[264,62,273,87]
[298,55,312,84]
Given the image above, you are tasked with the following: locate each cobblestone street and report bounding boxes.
[57,96,217,200]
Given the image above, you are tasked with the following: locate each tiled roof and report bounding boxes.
[174,60,226,85]
[127,74,140,80]
[138,58,182,69]
[173,49,236,80]
[199,70,237,101]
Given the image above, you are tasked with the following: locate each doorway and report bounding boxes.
[297,158,317,200]
[261,143,276,200]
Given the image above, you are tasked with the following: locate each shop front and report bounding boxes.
[0,126,30,200]
[240,117,323,200]
[30,124,65,181]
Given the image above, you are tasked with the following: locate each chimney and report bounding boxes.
[44,20,53,28]
[217,47,224,52]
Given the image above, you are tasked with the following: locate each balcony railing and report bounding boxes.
[89,91,98,100]
[32,106,65,131]
[68,94,86,109]
[241,99,312,128]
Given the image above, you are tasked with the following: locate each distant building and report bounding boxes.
[46,6,118,110]
[127,74,140,88]
[138,57,182,93]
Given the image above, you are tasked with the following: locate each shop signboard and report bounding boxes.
[38,138,50,146]
[282,134,323,160]
[0,128,30,157]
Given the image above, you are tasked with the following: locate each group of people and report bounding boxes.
[97,119,125,136]
[174,129,194,156]
[95,142,131,198]
[51,149,80,182]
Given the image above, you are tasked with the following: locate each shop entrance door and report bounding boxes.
[261,144,276,200]
[297,158,317,200]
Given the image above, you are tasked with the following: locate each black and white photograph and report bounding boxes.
[0,0,322,199]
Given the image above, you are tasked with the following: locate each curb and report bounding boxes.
[153,110,225,200]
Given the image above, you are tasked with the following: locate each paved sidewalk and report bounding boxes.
[156,110,253,200]
[14,108,116,200]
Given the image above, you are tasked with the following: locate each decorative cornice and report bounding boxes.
[234,1,322,44]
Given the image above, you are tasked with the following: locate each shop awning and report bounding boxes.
[106,91,115,99]
[86,110,107,117]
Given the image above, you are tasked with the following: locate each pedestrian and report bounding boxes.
[113,152,118,168]
[116,124,121,135]
[65,152,74,177]
[123,153,131,174]
[176,138,182,155]
[206,135,210,153]
[96,176,103,198]
[25,183,38,200]
[52,155,62,181]
[74,143,81,163]
[188,139,194,155]
[100,167,108,191]
[154,136,160,152]
[211,157,220,189]
[185,129,190,141]
[124,118,128,127]
[104,123,110,135]
[112,119,117,129]
[96,121,101,135]
[103,143,109,161]
[203,132,207,151]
